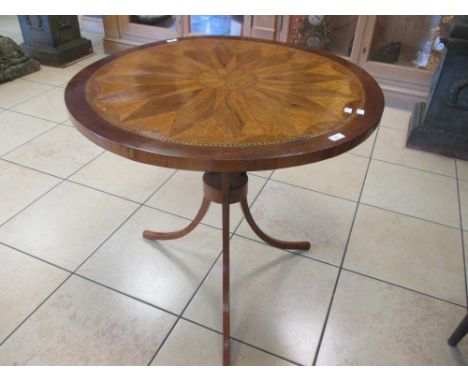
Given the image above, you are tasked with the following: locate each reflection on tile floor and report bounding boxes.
[0,17,467,365]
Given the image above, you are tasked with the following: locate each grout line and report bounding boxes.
[0,123,67,160]
[232,232,339,269]
[379,123,409,132]
[144,204,221,232]
[0,157,64,180]
[0,241,72,274]
[20,77,65,87]
[0,107,68,125]
[178,317,302,366]
[455,162,468,307]
[0,179,62,230]
[0,150,105,230]
[67,178,153,206]
[342,267,467,309]
[311,122,380,366]
[74,273,179,319]
[371,157,457,179]
[267,176,358,204]
[0,273,74,347]
[358,202,460,231]
[5,83,62,111]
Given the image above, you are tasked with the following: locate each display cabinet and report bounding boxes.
[101,15,448,104]
[286,15,449,104]
[102,16,281,52]
[102,16,182,52]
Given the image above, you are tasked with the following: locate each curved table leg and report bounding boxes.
[240,199,311,250]
[143,197,211,240]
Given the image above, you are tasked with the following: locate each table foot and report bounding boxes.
[143,197,210,240]
[240,198,311,250]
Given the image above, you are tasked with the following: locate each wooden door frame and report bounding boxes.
[356,15,435,103]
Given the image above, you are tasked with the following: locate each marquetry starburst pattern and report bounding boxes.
[85,38,365,147]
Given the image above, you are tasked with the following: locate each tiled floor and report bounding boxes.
[0,16,467,365]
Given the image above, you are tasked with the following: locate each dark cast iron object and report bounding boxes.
[18,15,93,67]
[407,16,468,160]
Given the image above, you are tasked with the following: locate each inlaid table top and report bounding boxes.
[65,37,384,172]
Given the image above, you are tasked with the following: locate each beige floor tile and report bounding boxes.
[78,206,222,314]
[184,236,338,365]
[146,171,267,230]
[379,106,412,130]
[0,160,61,225]
[348,129,377,158]
[0,276,176,365]
[70,152,175,203]
[4,125,103,178]
[0,16,21,34]
[12,87,69,123]
[344,204,466,305]
[272,153,368,201]
[152,319,294,365]
[0,79,53,109]
[81,31,105,46]
[22,65,84,87]
[237,181,356,265]
[362,160,459,228]
[93,43,106,55]
[316,271,468,365]
[373,127,456,176]
[0,111,56,155]
[0,181,138,270]
[0,244,69,343]
[457,160,468,181]
[461,180,468,231]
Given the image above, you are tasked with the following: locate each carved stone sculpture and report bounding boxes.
[0,35,40,83]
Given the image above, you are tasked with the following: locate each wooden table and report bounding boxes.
[65,36,384,365]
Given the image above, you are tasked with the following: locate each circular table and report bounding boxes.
[65,36,384,365]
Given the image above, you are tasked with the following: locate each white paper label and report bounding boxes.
[343,107,353,114]
[328,133,346,142]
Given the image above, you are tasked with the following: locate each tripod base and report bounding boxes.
[143,172,311,365]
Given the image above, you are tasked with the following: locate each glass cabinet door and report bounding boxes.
[288,15,360,58]
[367,15,447,71]
[187,15,244,36]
